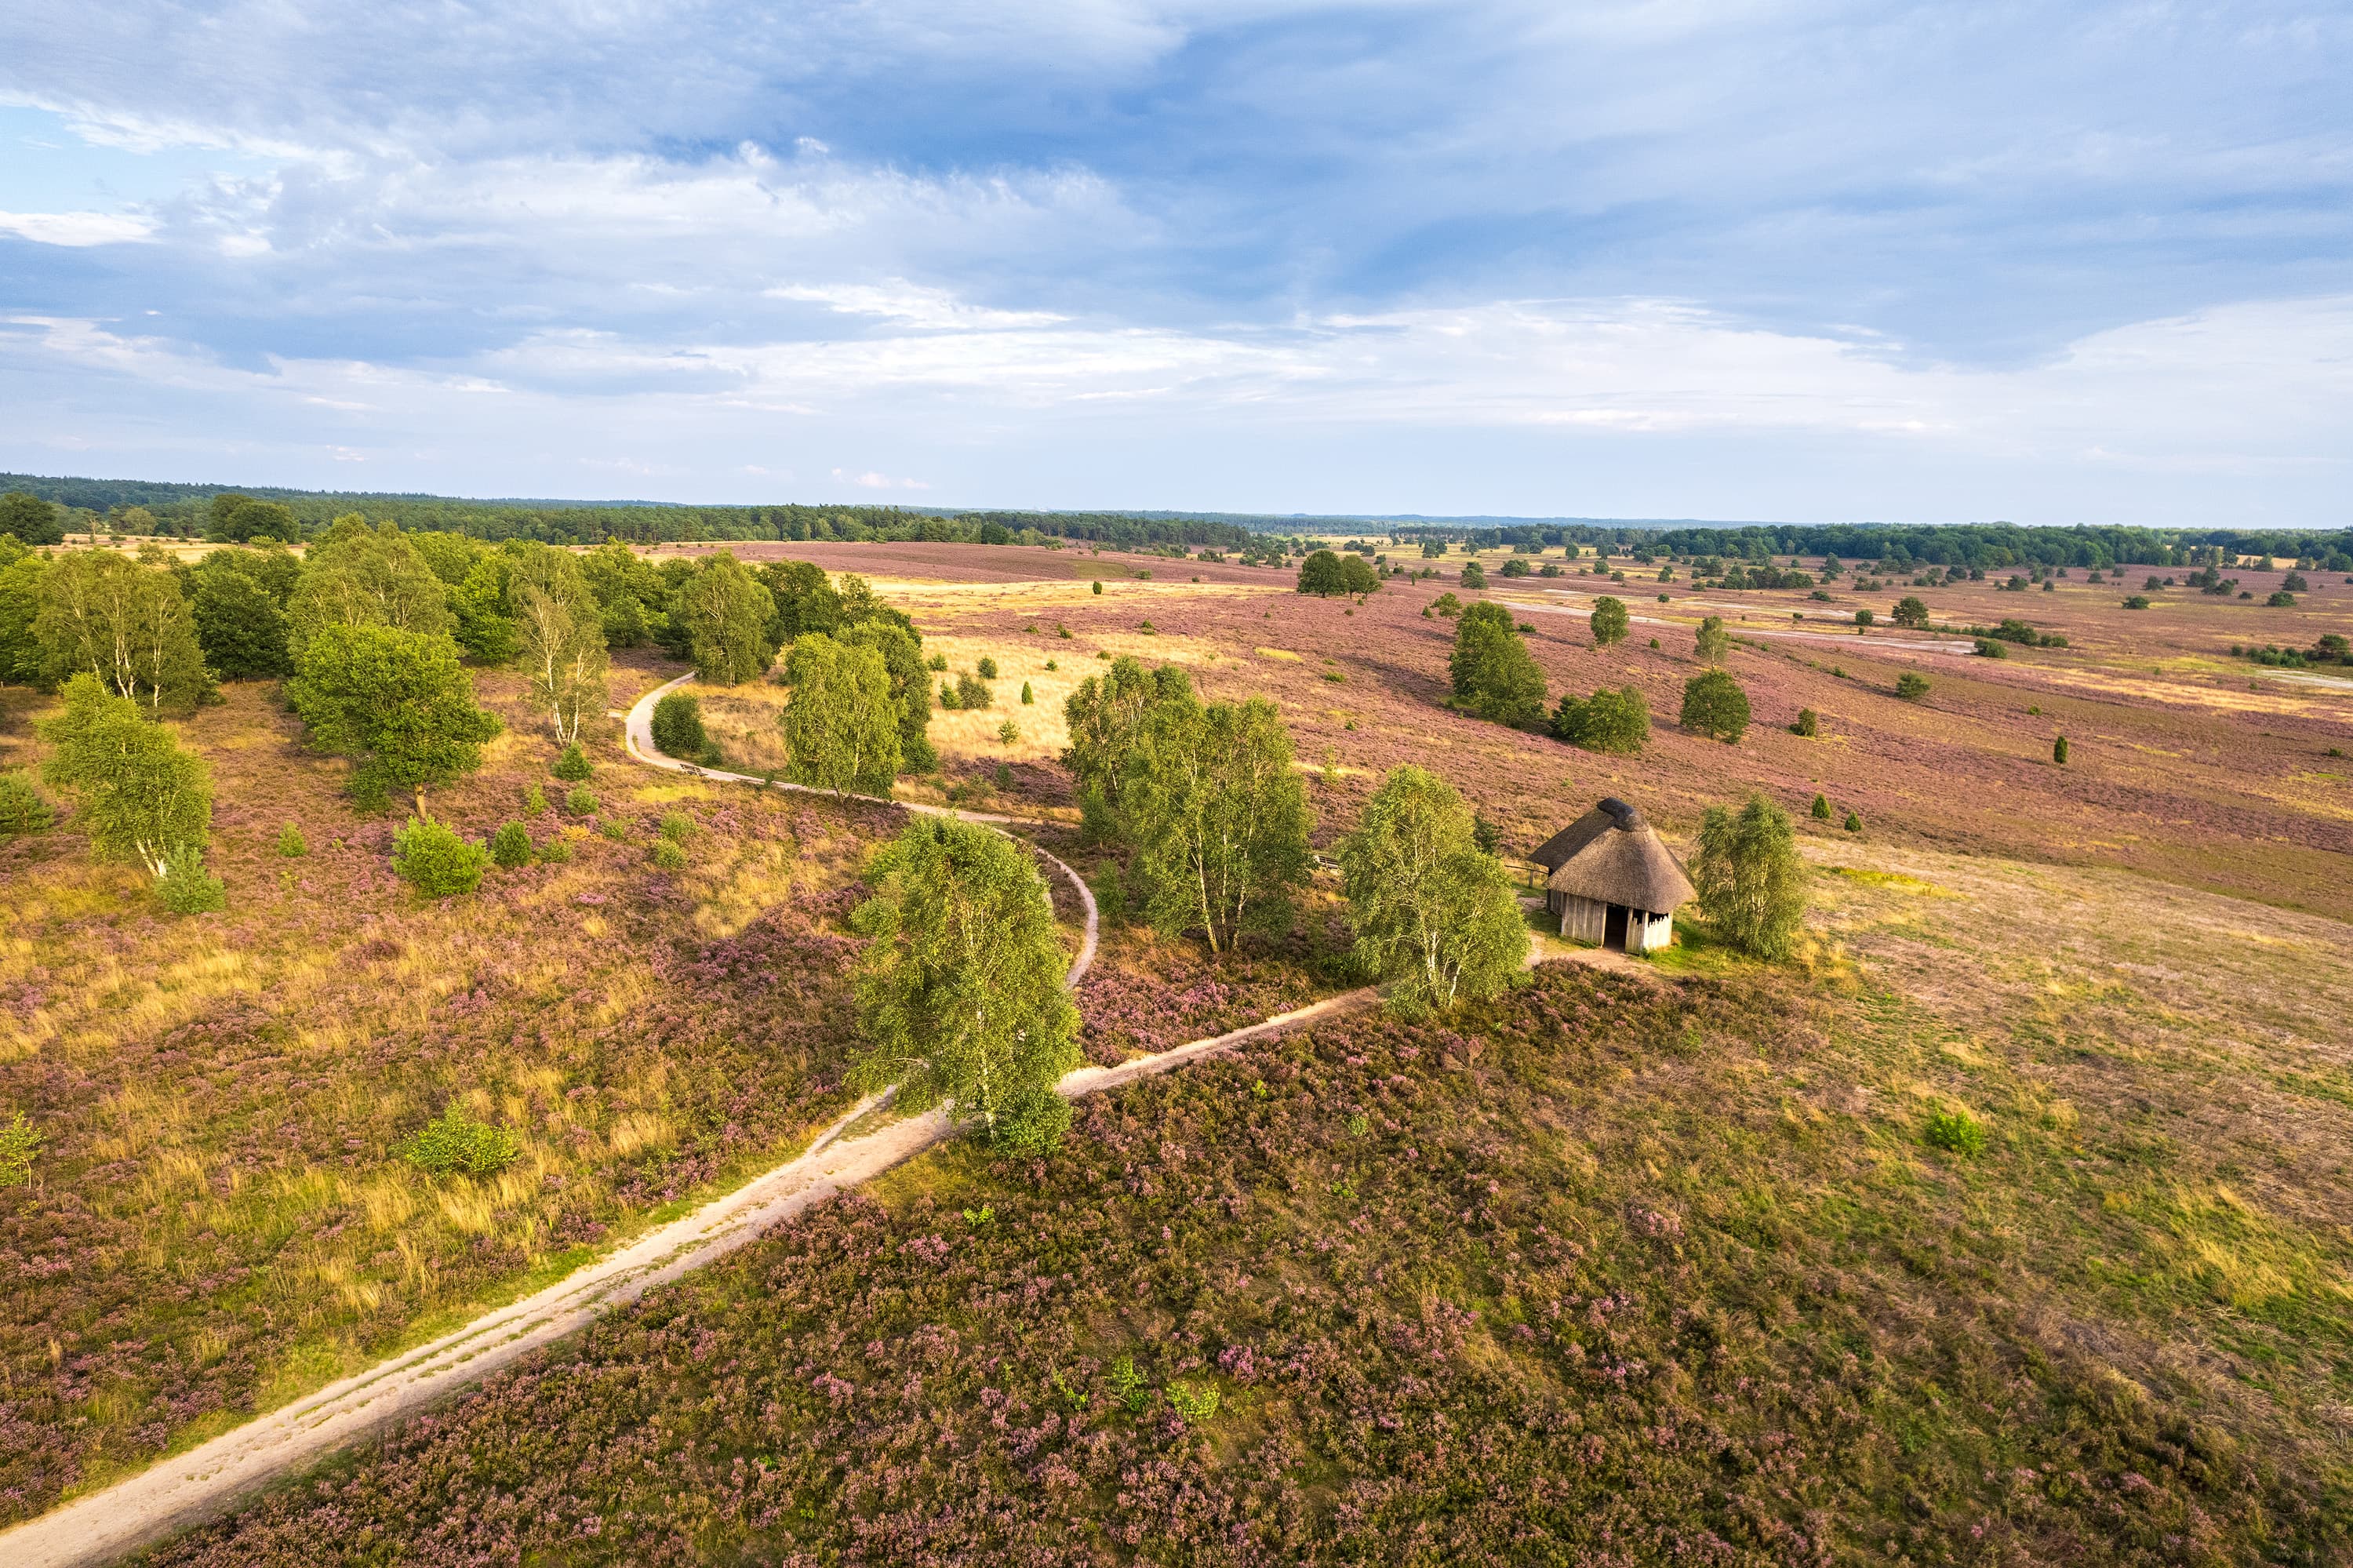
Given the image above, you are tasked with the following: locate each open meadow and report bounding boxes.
[3,534,2349,1563]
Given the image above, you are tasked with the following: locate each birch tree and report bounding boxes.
[40,673,214,882]
[780,632,901,796]
[1122,693,1312,955]
[848,817,1080,1155]
[511,549,609,745]
[1339,766,1527,1017]
[34,552,213,712]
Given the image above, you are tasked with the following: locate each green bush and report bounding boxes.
[1895,671,1930,700]
[566,785,598,816]
[1810,793,1831,820]
[928,651,949,671]
[1020,681,1034,705]
[1791,708,1818,737]
[275,821,307,857]
[391,817,490,898]
[956,673,991,709]
[2053,736,2070,766]
[991,1084,1072,1158]
[1091,580,1104,595]
[552,742,593,781]
[998,719,1020,744]
[396,1106,522,1177]
[1973,638,2006,657]
[2121,595,2151,610]
[1679,669,1751,743]
[158,855,227,915]
[1923,1108,1987,1156]
[658,809,695,842]
[1843,810,1862,833]
[525,783,548,815]
[976,656,998,678]
[1550,686,1649,755]
[489,820,533,868]
[600,817,629,840]
[651,837,688,871]
[1167,1381,1221,1424]
[650,691,708,759]
[0,1112,41,1188]
[538,836,574,864]
[0,771,55,840]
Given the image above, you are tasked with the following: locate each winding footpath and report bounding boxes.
[2,673,1371,1566]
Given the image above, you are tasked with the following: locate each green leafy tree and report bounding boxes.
[781,633,902,796]
[1589,595,1629,646]
[1339,554,1379,597]
[1810,793,1832,820]
[39,673,214,882]
[449,555,520,661]
[651,690,709,758]
[1892,596,1930,629]
[392,817,491,897]
[1296,550,1349,596]
[842,619,935,773]
[1680,668,1751,743]
[1551,685,1649,754]
[0,551,52,685]
[1791,707,1819,737]
[1693,794,1808,960]
[1122,693,1313,955]
[1448,602,1547,726]
[848,817,1082,1153]
[286,524,453,662]
[35,551,213,711]
[0,492,65,547]
[1338,765,1527,1017]
[0,769,54,839]
[1061,658,1192,842]
[580,540,667,648]
[511,548,608,744]
[1458,560,1489,589]
[189,558,292,678]
[286,624,501,811]
[760,559,842,645]
[204,493,297,544]
[1694,614,1729,662]
[672,552,778,684]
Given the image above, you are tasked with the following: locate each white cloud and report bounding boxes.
[0,208,155,245]
[832,467,931,490]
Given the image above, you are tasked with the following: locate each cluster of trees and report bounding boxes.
[1295,549,1380,598]
[1442,598,1754,749]
[1648,520,2353,574]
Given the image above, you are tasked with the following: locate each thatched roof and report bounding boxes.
[1535,798,1696,913]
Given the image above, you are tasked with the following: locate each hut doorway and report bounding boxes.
[1603,904,1629,951]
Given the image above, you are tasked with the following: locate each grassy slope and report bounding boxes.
[0,666,898,1521]
[147,914,2350,1564]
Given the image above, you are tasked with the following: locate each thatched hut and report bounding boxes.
[1529,798,1696,953]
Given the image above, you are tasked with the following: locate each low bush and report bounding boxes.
[1810,793,1831,819]
[651,838,688,871]
[0,771,54,840]
[489,821,533,868]
[2121,595,2151,609]
[566,785,598,816]
[1973,637,2006,657]
[391,818,489,898]
[158,856,227,915]
[1895,671,1930,701]
[552,743,593,781]
[658,810,695,843]
[955,673,991,709]
[0,1113,43,1188]
[395,1107,522,1177]
[650,691,709,759]
[1923,1107,1988,1156]
[997,720,1020,744]
[537,836,573,864]
[1791,708,1818,737]
[976,656,998,679]
[1551,686,1649,755]
[600,818,628,841]
[525,783,548,814]
[275,821,307,857]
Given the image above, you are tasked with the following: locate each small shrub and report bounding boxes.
[938,680,958,711]
[1045,658,1059,671]
[397,1107,522,1177]
[1020,681,1034,704]
[275,820,308,857]
[991,1085,1071,1158]
[2267,591,2296,607]
[1091,580,1104,595]
[652,838,688,870]
[1895,671,1930,701]
[1843,810,1862,832]
[998,719,1020,744]
[1551,686,1649,755]
[1056,625,1071,639]
[552,743,593,781]
[566,785,598,816]
[659,809,695,842]
[2121,595,2150,609]
[927,651,948,671]
[601,818,628,840]
[489,821,533,868]
[392,818,490,898]
[1168,1381,1221,1424]
[0,1113,41,1188]
[995,762,1013,789]
[0,771,55,839]
[976,656,998,679]
[1923,1108,1987,1156]
[1973,637,2006,658]
[525,783,548,815]
[1853,608,1874,628]
[1791,708,1818,737]
[538,837,574,864]
[956,673,991,708]
[1810,793,1831,820]
[2053,736,2070,765]
[650,691,708,758]
[158,855,227,915]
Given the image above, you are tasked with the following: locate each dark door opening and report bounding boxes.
[1603,904,1629,951]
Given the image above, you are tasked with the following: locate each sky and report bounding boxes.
[1,2,2348,524]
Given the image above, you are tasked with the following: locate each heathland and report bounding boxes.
[1,521,2348,1563]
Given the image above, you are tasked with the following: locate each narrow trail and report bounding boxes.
[2,671,1371,1566]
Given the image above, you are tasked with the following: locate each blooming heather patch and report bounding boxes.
[145,965,2341,1564]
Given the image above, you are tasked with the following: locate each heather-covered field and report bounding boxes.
[146,871,2353,1563]
[8,537,2351,1559]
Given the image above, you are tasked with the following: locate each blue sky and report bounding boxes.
[2,2,2348,522]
